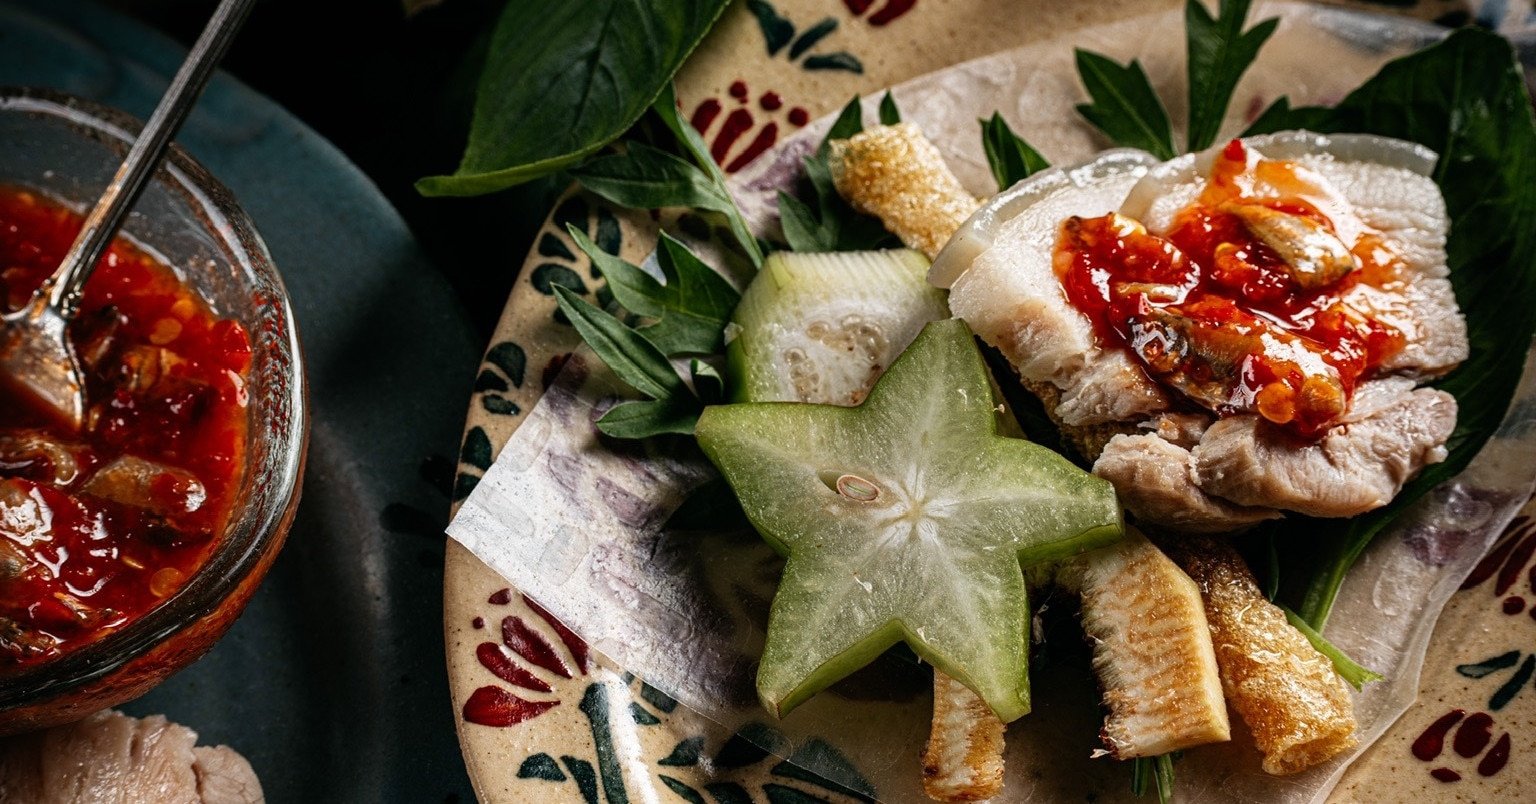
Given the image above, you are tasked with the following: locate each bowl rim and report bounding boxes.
[0,87,308,709]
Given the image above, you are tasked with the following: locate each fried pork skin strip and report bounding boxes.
[1164,539,1358,775]
[922,670,1006,802]
[828,123,980,259]
[1074,529,1230,758]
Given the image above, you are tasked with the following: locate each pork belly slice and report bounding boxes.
[1194,380,1456,518]
[942,156,1171,428]
[0,709,263,803]
[1123,132,1469,380]
[1094,433,1282,533]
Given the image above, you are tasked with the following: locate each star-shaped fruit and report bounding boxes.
[695,319,1123,721]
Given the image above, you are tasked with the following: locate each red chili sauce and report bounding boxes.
[0,186,251,666]
[1054,140,1405,438]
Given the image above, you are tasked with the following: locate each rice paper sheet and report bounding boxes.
[449,4,1536,801]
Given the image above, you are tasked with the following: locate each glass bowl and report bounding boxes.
[0,88,307,733]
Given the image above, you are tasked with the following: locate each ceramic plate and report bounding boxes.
[0,0,480,799]
[445,1,1536,802]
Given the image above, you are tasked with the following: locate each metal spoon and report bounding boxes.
[0,0,257,430]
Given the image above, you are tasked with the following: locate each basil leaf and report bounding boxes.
[1240,96,1330,138]
[597,398,699,438]
[417,0,731,196]
[1073,49,1177,160]
[552,285,686,400]
[651,84,764,267]
[572,143,732,213]
[879,91,902,125]
[1184,0,1278,152]
[1252,29,1536,629]
[1281,606,1383,690]
[981,112,1050,190]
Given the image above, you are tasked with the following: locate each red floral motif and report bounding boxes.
[841,0,917,25]
[1411,709,1513,782]
[462,589,591,728]
[1461,514,1536,618]
[690,79,809,173]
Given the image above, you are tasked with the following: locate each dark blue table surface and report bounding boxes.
[0,0,481,800]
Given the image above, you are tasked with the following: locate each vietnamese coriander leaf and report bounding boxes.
[981,112,1050,190]
[1246,28,1536,629]
[879,91,902,125]
[417,0,731,195]
[1073,49,1176,160]
[1184,0,1278,152]
[597,398,699,439]
[552,285,687,401]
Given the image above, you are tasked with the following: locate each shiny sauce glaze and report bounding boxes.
[0,186,251,666]
[1054,140,1405,438]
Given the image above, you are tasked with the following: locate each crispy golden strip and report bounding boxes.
[922,670,1006,802]
[1076,529,1230,758]
[1164,539,1358,775]
[828,123,980,259]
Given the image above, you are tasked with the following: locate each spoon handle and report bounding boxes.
[46,0,258,319]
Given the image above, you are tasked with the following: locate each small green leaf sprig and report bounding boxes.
[551,85,755,439]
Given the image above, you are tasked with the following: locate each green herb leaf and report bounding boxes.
[822,95,866,153]
[690,359,725,403]
[778,96,898,253]
[552,285,687,400]
[879,91,902,125]
[1131,756,1149,797]
[417,0,731,195]
[1281,605,1384,690]
[980,112,1051,190]
[1073,49,1177,160]
[777,190,832,252]
[1184,0,1278,152]
[597,398,699,438]
[568,226,741,355]
[573,143,732,212]
[1251,29,1536,629]
[650,84,764,267]
[1155,754,1175,804]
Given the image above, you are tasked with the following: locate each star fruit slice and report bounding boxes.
[695,318,1122,721]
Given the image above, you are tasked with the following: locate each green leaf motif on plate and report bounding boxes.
[516,752,567,782]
